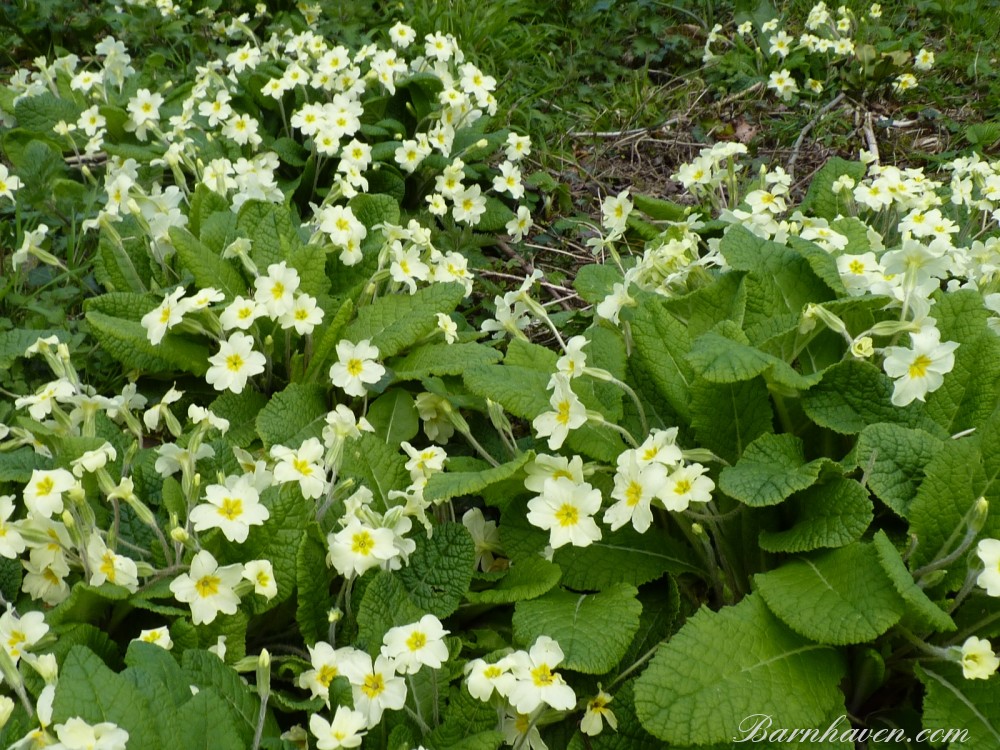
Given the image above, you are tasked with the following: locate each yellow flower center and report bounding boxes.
[35,476,54,496]
[483,665,502,679]
[347,358,364,376]
[226,354,244,372]
[625,481,643,507]
[292,458,313,476]
[909,354,932,378]
[195,574,220,598]
[555,503,579,527]
[317,664,338,687]
[100,551,117,582]
[530,663,554,687]
[555,400,572,425]
[361,673,385,698]
[218,497,243,520]
[7,630,26,653]
[849,260,865,274]
[406,631,427,651]
[271,282,285,299]
[159,305,173,324]
[352,531,375,556]
[674,479,692,495]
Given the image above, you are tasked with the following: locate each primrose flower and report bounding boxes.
[465,657,516,702]
[532,375,587,450]
[327,519,399,578]
[659,463,715,511]
[0,607,48,663]
[86,534,139,592]
[205,332,267,394]
[581,688,618,736]
[506,205,533,242]
[958,636,999,680]
[381,615,450,674]
[462,508,502,572]
[340,653,408,728]
[0,496,27,559]
[23,468,76,519]
[882,328,959,407]
[767,69,799,101]
[914,48,935,71]
[254,261,300,318]
[169,550,243,625]
[271,438,327,500]
[0,164,22,201]
[505,133,531,162]
[601,190,633,235]
[299,642,371,703]
[310,706,368,749]
[134,627,173,650]
[506,636,577,714]
[452,184,487,226]
[605,453,668,533]
[976,538,1000,596]
[279,293,324,335]
[527,476,603,549]
[52,718,129,750]
[141,288,188,345]
[243,559,278,600]
[329,339,385,397]
[189,473,270,543]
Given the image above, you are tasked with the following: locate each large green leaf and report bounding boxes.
[367,388,419,446]
[424,453,531,504]
[466,557,562,605]
[390,342,502,381]
[254,383,327,448]
[755,542,905,645]
[797,157,867,220]
[719,433,833,507]
[53,646,163,750]
[757,477,872,553]
[296,524,334,646]
[512,583,642,674]
[634,594,844,746]
[628,292,693,422]
[856,423,942,518]
[690,376,773,464]
[397,523,475,618]
[340,432,409,505]
[344,282,466,358]
[181,649,275,744]
[355,570,424,654]
[917,664,1000,748]
[85,310,211,376]
[169,226,247,298]
[237,200,301,270]
[872,531,955,633]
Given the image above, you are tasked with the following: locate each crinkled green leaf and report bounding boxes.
[344,282,466,358]
[424,453,532,504]
[237,200,300,270]
[197,608,248,663]
[0,446,50,482]
[476,196,516,232]
[662,270,747,339]
[917,664,1000,748]
[124,641,192,708]
[209,389,268,449]
[690,376,773,464]
[797,157,867,220]
[0,558,22,604]
[14,93,81,134]
[872,531,955,633]
[397,523,475,618]
[513,583,642,674]
[169,226,247,298]
[719,433,832,507]
[288,241,330,298]
[908,437,995,590]
[427,687,503,750]
[296,523,333,646]
[340,432,409,505]
[356,570,424,654]
[176,687,245,750]
[856,423,942,518]
[554,525,700,590]
[757,477,872,553]
[755,542,905,645]
[633,193,686,221]
[53,645,163,749]
[367,389,419,446]
[466,556,562,604]
[925,289,1000,434]
[182,649,274,744]
[574,264,623,305]
[802,359,945,436]
[97,229,149,293]
[303,297,353,383]
[687,321,821,389]
[189,184,231,237]
[85,310,210,376]
[0,328,69,371]
[254,382,327,448]
[628,292,693,422]
[47,583,130,627]
[390,342,502,381]
[634,594,844,745]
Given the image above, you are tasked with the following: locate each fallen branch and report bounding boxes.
[787,92,847,181]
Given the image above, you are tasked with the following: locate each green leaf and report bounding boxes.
[797,157,867,220]
[349,192,400,232]
[719,433,832,507]
[397,523,475,618]
[237,200,301,270]
[254,383,327,448]
[476,196,516,232]
[230,484,311,613]
[466,556,562,604]
[925,289,1000,433]
[917,664,1000,747]
[687,321,821,389]
[755,542,905,644]
[0,446,50,482]
[356,571,425,654]
[427,687,504,750]
[169,226,247,298]
[344,282,466,358]
[340,432,409,505]
[554,525,700,589]
[177,688,246,750]
[513,583,642,674]
[633,193,686,221]
[209,390,268,449]
[296,524,334,646]
[288,241,330,298]
[53,646,162,749]
[14,93,81,135]
[367,389,419,446]
[84,309,210,376]
[907,437,993,588]
[574,264,623,305]
[628,292,692,422]
[757,477,873,553]
[872,531,955,633]
[424,453,532,504]
[390,343,502,381]
[124,641,191,708]
[182,649,273,744]
[0,558,22,603]
[304,297,354,383]
[633,595,845,746]
[690,377,773,464]
[856,424,942,518]
[97,230,149,293]
[802,359,946,436]
[189,184,231,237]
